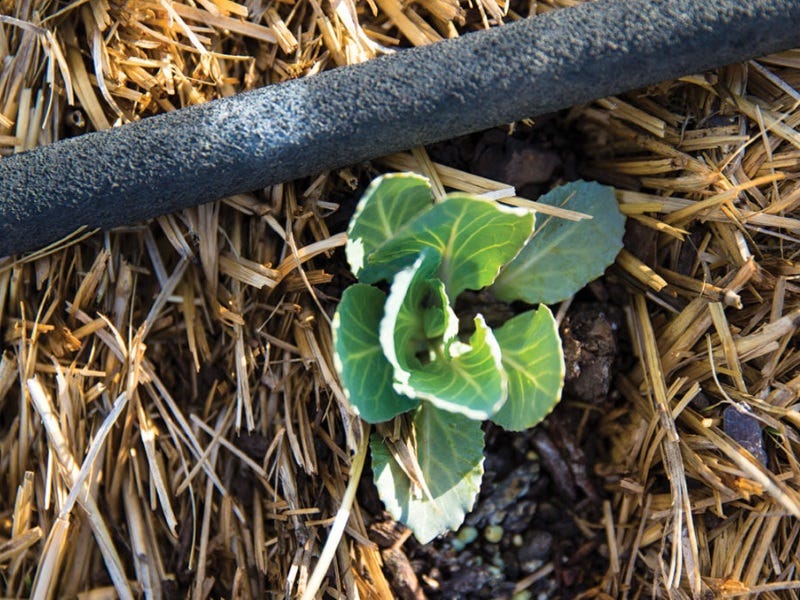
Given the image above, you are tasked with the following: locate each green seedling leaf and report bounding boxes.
[346,173,434,279]
[491,306,564,430]
[367,194,534,298]
[403,315,507,420]
[371,403,484,543]
[332,284,418,423]
[379,250,458,380]
[491,180,625,304]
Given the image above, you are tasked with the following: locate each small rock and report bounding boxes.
[470,137,561,190]
[437,559,505,598]
[466,463,538,528]
[484,525,504,544]
[520,530,553,564]
[724,405,768,466]
[561,304,618,402]
[503,499,538,533]
[451,526,479,551]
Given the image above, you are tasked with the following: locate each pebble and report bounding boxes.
[724,405,768,466]
[521,558,543,574]
[466,463,539,528]
[451,526,479,551]
[503,498,538,533]
[521,530,553,561]
[484,525,504,544]
[519,530,553,573]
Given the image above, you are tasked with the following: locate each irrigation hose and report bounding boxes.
[2,0,800,256]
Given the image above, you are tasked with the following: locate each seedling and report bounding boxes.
[333,173,625,542]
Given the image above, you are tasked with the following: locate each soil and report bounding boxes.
[348,118,633,599]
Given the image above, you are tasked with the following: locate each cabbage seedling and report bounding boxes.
[332,173,625,542]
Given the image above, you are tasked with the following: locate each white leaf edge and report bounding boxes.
[410,314,507,420]
[345,173,432,277]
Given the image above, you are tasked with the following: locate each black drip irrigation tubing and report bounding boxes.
[2,0,800,256]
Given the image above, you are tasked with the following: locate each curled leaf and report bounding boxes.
[332,284,418,423]
[403,315,508,420]
[379,250,457,381]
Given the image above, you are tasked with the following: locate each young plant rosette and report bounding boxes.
[333,173,625,542]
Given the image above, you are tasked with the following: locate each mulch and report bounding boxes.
[2,1,800,598]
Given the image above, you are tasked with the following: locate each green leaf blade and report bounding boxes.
[332,284,418,423]
[371,404,485,543]
[491,306,564,431]
[367,195,534,297]
[406,315,507,420]
[491,181,625,304]
[379,250,457,382]
[346,173,434,280]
